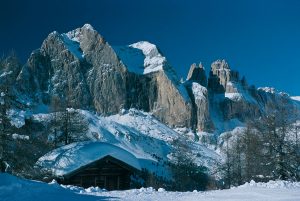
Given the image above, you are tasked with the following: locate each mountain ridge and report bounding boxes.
[2,24,299,134]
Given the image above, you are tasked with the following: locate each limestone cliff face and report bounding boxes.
[114,41,193,128]
[185,81,212,131]
[184,63,212,131]
[13,25,193,128]
[16,50,52,105]
[153,70,192,128]
[16,24,129,114]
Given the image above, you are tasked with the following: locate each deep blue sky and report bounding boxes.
[1,0,300,95]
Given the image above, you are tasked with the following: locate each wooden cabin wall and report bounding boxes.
[62,157,134,190]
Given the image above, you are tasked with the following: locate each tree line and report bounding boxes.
[220,102,300,188]
[50,95,88,148]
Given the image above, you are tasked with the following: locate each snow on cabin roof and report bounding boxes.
[36,141,142,176]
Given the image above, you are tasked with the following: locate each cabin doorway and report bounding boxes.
[105,176,119,190]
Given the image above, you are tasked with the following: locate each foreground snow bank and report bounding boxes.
[0,174,111,201]
[1,174,300,201]
[83,182,300,201]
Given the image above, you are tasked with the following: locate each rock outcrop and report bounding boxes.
[184,63,212,131]
[207,59,258,126]
[186,63,207,87]
[185,81,212,131]
[206,59,297,131]
[208,59,239,93]
[115,41,193,128]
[152,70,192,127]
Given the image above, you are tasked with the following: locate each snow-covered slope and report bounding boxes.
[60,23,95,60]
[291,96,300,102]
[224,82,257,104]
[36,109,220,177]
[113,41,165,75]
[292,96,300,110]
[1,173,300,201]
[61,34,84,60]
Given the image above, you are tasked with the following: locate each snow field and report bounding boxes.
[1,174,299,201]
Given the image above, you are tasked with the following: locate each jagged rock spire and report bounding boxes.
[211,59,229,70]
[186,62,207,87]
[208,59,240,93]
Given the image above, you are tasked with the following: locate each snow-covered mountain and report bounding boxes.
[1,24,299,178]
[7,24,299,133]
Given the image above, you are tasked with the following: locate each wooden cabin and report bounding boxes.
[40,142,143,191]
[59,155,139,190]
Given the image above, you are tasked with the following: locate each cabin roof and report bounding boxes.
[37,141,142,176]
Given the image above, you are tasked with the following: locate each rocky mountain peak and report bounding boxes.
[199,62,204,69]
[40,24,107,62]
[64,24,99,42]
[208,59,240,93]
[65,24,105,51]
[186,63,207,87]
[211,59,229,70]
[82,23,95,30]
